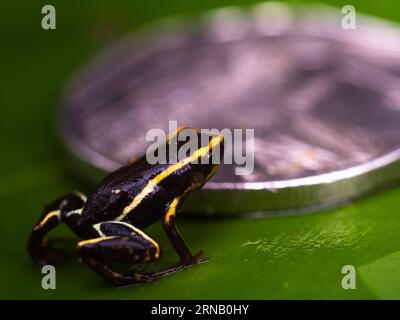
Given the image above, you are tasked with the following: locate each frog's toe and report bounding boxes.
[183,251,209,266]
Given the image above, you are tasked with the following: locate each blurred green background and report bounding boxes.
[1,0,400,299]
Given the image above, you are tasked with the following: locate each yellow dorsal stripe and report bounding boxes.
[116,135,223,221]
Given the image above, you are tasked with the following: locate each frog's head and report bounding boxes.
[171,127,224,193]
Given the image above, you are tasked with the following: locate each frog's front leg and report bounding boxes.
[163,197,208,266]
[28,192,86,266]
[76,221,185,287]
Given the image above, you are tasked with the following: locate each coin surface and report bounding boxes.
[61,3,400,215]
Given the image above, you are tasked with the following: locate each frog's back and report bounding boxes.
[79,157,170,226]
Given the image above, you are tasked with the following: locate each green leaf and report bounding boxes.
[359,251,400,299]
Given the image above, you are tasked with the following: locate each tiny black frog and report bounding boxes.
[28,128,224,287]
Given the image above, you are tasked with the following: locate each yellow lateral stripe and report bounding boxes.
[116,134,223,221]
[77,236,117,247]
[39,210,61,227]
[165,197,180,222]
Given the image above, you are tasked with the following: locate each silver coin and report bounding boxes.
[60,3,400,215]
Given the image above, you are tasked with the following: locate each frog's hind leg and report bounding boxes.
[76,221,185,287]
[28,192,87,265]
